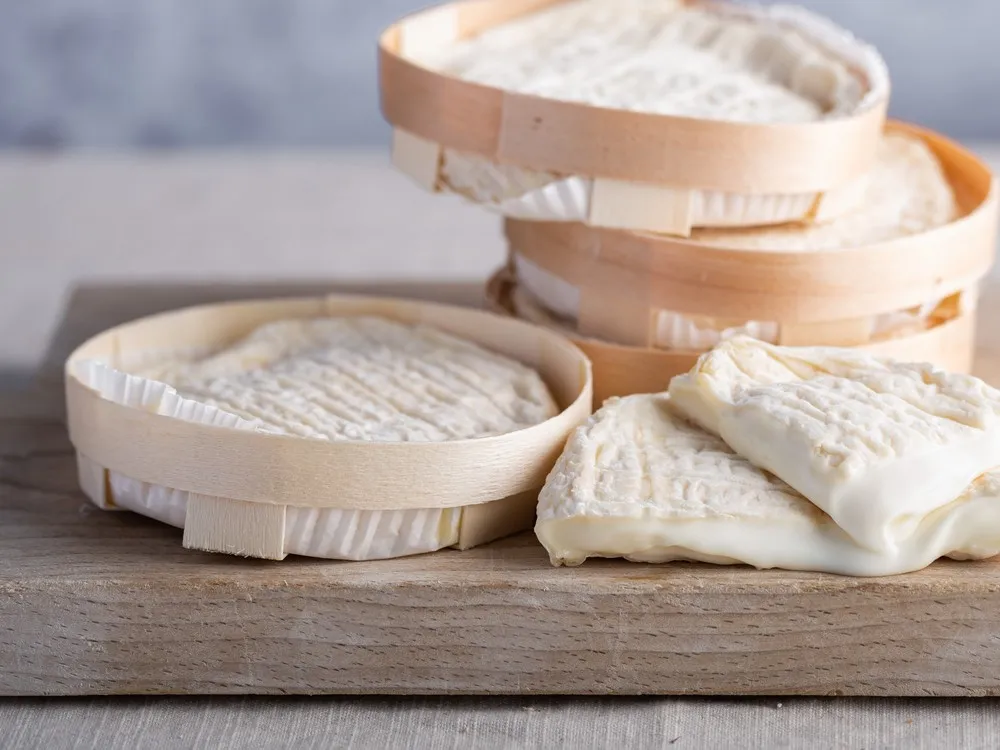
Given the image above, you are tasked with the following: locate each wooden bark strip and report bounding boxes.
[588,179,694,237]
[391,128,442,191]
[779,317,874,347]
[183,494,287,561]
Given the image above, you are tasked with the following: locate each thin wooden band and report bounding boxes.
[486,268,979,405]
[504,123,998,323]
[65,295,593,512]
[378,0,886,193]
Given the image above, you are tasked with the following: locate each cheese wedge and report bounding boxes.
[668,337,1000,553]
[536,393,1000,575]
[97,316,557,560]
[399,0,888,232]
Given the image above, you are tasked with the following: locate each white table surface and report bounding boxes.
[2,149,1000,749]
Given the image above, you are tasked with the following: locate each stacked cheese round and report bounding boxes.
[379,1,997,406]
[488,124,997,404]
[381,0,888,236]
[66,297,592,561]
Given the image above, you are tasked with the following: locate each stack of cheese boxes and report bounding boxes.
[380,0,998,405]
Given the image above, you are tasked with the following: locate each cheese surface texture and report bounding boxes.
[422,0,872,121]
[104,316,557,560]
[536,394,1000,575]
[669,337,1000,553]
[138,317,556,442]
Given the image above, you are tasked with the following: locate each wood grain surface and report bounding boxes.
[2,281,1000,697]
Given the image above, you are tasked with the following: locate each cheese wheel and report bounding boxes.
[382,0,889,235]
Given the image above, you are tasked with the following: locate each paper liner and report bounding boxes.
[66,296,593,561]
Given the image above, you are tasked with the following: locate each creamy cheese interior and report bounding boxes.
[536,393,1000,575]
[668,337,1000,554]
[101,316,557,560]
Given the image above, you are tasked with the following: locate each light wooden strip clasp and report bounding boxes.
[183,495,287,561]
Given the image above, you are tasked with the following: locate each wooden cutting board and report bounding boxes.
[2,280,1000,697]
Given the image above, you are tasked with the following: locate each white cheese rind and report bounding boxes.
[423,0,881,121]
[668,338,1000,553]
[536,394,1000,575]
[81,317,557,560]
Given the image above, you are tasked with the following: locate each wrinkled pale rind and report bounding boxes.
[667,337,1000,553]
[536,394,1000,576]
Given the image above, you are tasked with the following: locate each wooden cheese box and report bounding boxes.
[380,0,889,235]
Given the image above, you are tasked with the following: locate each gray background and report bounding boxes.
[1,0,998,149]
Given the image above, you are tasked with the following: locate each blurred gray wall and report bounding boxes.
[1,0,998,148]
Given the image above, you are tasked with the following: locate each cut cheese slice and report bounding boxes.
[536,393,1000,575]
[88,316,557,560]
[399,0,888,233]
[668,337,1000,553]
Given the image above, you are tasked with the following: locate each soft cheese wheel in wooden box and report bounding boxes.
[65,296,592,561]
[487,123,998,405]
[380,0,888,236]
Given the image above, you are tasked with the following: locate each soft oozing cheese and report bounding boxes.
[668,337,1000,553]
[535,394,1000,575]
[106,316,557,560]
